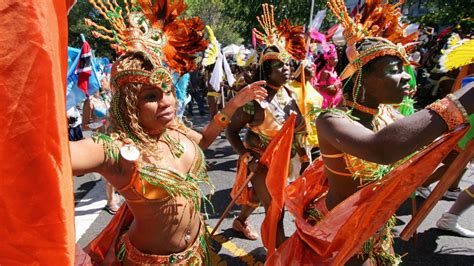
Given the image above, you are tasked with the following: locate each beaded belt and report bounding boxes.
[117,221,206,265]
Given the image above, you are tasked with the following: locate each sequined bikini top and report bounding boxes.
[320,105,402,187]
[245,86,307,152]
[94,131,212,212]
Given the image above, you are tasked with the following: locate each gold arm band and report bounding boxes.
[465,187,474,199]
[324,165,353,177]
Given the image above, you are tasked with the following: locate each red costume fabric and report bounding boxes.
[266,128,468,265]
[0,0,76,264]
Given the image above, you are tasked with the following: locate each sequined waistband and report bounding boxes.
[118,221,206,265]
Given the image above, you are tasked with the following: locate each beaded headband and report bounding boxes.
[111,66,174,93]
[328,0,418,80]
[340,37,410,80]
[86,0,207,91]
[260,51,292,64]
[254,4,306,64]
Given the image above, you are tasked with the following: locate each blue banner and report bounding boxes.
[66,47,104,110]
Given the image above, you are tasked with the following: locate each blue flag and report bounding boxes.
[66,47,102,110]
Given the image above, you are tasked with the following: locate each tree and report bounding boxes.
[222,0,335,45]
[404,0,473,34]
[68,0,117,59]
[185,0,245,45]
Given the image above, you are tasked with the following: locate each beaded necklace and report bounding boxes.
[160,130,185,159]
[345,100,379,115]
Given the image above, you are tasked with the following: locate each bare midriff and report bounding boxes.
[126,195,201,255]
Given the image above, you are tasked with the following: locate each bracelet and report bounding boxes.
[446,94,469,122]
[465,187,474,199]
[426,98,465,131]
[241,152,254,165]
[299,154,310,163]
[213,111,230,128]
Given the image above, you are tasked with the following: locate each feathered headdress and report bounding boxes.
[328,0,418,80]
[85,0,207,91]
[439,34,474,72]
[235,49,246,67]
[202,26,220,67]
[253,3,306,64]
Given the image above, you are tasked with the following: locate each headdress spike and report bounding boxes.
[328,0,419,80]
[254,3,306,63]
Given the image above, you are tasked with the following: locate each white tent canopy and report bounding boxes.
[222,44,242,55]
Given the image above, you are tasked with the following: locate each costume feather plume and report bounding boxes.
[203,26,219,66]
[86,0,207,75]
[439,34,474,72]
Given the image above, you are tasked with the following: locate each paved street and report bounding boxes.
[74,114,474,265]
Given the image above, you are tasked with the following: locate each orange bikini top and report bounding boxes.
[320,152,388,187]
[247,87,307,152]
[319,105,402,186]
[115,141,210,210]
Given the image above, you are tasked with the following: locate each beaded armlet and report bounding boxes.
[92,133,120,163]
[426,95,468,131]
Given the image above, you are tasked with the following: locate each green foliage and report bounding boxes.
[185,0,245,45]
[68,0,119,59]
[186,0,334,46]
[404,0,473,34]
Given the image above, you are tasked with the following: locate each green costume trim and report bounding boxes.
[360,216,401,265]
[399,95,416,116]
[93,132,214,217]
[243,101,255,115]
[458,114,474,149]
[162,129,185,159]
[304,202,401,265]
[92,133,120,163]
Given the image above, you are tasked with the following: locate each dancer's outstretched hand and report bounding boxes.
[231,80,267,107]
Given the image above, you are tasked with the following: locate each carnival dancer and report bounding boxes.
[288,60,324,162]
[226,4,309,247]
[267,0,474,265]
[313,43,343,108]
[71,1,267,264]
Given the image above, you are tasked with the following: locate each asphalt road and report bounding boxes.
[74,113,474,265]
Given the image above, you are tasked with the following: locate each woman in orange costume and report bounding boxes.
[70,1,267,264]
[267,0,474,265]
[226,4,310,246]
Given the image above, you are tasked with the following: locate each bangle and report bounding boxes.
[426,97,465,131]
[446,94,469,122]
[241,152,254,165]
[213,111,230,128]
[299,154,310,163]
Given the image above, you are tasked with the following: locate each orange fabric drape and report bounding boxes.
[230,159,251,205]
[259,113,296,257]
[451,65,469,93]
[0,0,76,264]
[86,204,134,265]
[266,127,468,266]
